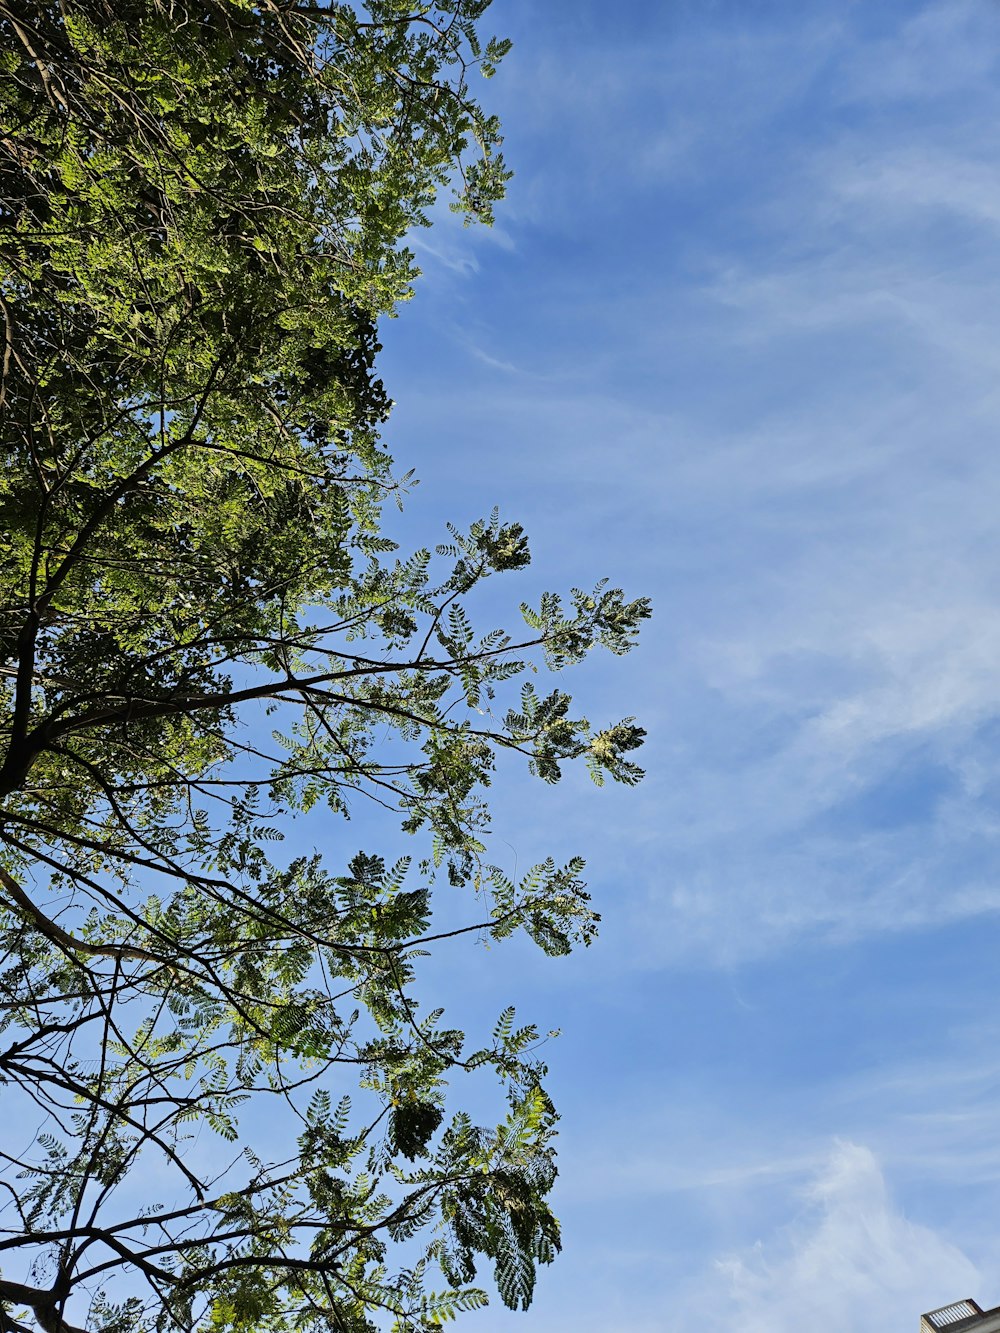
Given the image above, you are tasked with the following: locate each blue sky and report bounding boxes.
[370,1,1000,1329]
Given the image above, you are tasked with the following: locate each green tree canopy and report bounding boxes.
[0,3,650,1330]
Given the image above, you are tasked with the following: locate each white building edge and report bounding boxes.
[922,1301,1000,1333]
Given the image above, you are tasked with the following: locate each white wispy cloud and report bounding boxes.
[383,0,1000,972]
[709,1143,981,1333]
[838,0,1000,107]
[385,11,1000,1332]
[472,1057,1000,1333]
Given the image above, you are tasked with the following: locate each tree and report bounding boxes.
[0,3,649,1330]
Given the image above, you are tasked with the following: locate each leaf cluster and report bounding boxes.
[0,4,648,1331]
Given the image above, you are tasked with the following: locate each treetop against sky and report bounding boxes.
[0,3,648,1331]
[6,2,1000,1332]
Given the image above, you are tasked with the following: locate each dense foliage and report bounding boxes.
[0,3,649,1330]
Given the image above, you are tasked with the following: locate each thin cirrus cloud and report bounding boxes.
[386,7,1000,962]
[502,1032,1000,1332]
[711,1143,981,1333]
[378,3,1000,1328]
